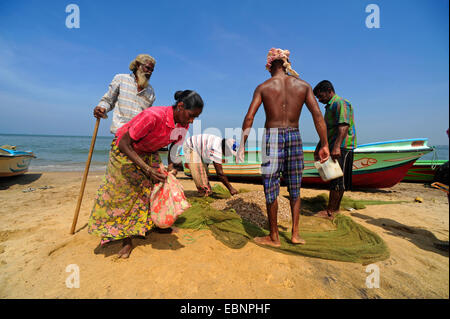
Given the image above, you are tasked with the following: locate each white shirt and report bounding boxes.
[98,73,156,134]
[184,134,223,164]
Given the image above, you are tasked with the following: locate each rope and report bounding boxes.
[431,146,438,170]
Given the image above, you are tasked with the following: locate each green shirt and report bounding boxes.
[324,94,357,150]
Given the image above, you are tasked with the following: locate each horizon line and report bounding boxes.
[0,133,449,147]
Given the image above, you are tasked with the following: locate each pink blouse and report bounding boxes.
[115,106,189,153]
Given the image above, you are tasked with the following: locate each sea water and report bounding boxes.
[0,134,448,172]
[0,134,112,172]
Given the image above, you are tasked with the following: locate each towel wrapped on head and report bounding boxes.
[265,48,299,78]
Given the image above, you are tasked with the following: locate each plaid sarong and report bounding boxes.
[261,128,304,204]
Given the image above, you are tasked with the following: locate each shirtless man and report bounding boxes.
[237,48,330,247]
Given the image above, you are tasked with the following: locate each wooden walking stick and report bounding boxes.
[70,117,101,234]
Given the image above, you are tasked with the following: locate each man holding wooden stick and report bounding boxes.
[70,54,156,235]
[93,54,157,132]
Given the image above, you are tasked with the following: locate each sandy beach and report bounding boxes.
[0,171,448,299]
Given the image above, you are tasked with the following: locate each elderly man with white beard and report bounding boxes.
[91,54,180,236]
[93,54,156,134]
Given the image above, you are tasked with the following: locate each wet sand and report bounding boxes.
[0,171,448,298]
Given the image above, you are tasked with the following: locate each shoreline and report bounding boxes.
[0,171,448,298]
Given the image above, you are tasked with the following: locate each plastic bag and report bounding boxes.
[150,172,191,228]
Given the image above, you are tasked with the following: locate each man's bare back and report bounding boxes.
[239,61,327,152]
[237,50,330,248]
[259,74,310,128]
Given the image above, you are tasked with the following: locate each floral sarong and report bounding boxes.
[88,141,160,244]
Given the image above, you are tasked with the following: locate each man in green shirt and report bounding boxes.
[313,80,357,219]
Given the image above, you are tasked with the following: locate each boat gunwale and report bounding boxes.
[352,147,433,154]
[356,138,429,148]
[0,153,36,158]
[0,147,35,157]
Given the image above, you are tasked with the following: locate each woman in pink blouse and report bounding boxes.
[88,90,203,258]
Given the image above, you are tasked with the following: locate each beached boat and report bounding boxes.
[180,138,434,189]
[402,159,447,183]
[0,146,35,177]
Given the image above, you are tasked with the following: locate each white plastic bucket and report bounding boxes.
[314,158,344,182]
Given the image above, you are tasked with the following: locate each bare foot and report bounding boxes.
[254,236,281,248]
[291,235,306,245]
[314,210,335,220]
[117,238,133,258]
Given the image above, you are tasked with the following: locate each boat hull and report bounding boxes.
[181,138,433,189]
[302,160,416,188]
[0,147,35,177]
[402,160,448,183]
[0,155,33,177]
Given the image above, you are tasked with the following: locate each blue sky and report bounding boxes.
[0,0,448,145]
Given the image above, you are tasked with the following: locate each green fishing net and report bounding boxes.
[175,185,392,264]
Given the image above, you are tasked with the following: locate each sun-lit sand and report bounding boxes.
[0,171,448,298]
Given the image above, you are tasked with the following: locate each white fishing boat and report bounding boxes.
[0,145,35,177]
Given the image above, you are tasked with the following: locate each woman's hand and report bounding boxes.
[144,166,167,183]
[169,169,178,176]
[166,163,178,176]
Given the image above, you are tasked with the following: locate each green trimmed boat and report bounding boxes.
[402,160,447,183]
[180,138,434,189]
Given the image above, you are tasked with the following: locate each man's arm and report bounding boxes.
[213,162,238,195]
[237,85,263,163]
[314,142,321,161]
[331,124,349,160]
[94,75,121,119]
[330,99,352,160]
[305,84,330,163]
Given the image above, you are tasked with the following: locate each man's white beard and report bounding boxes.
[136,69,149,89]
